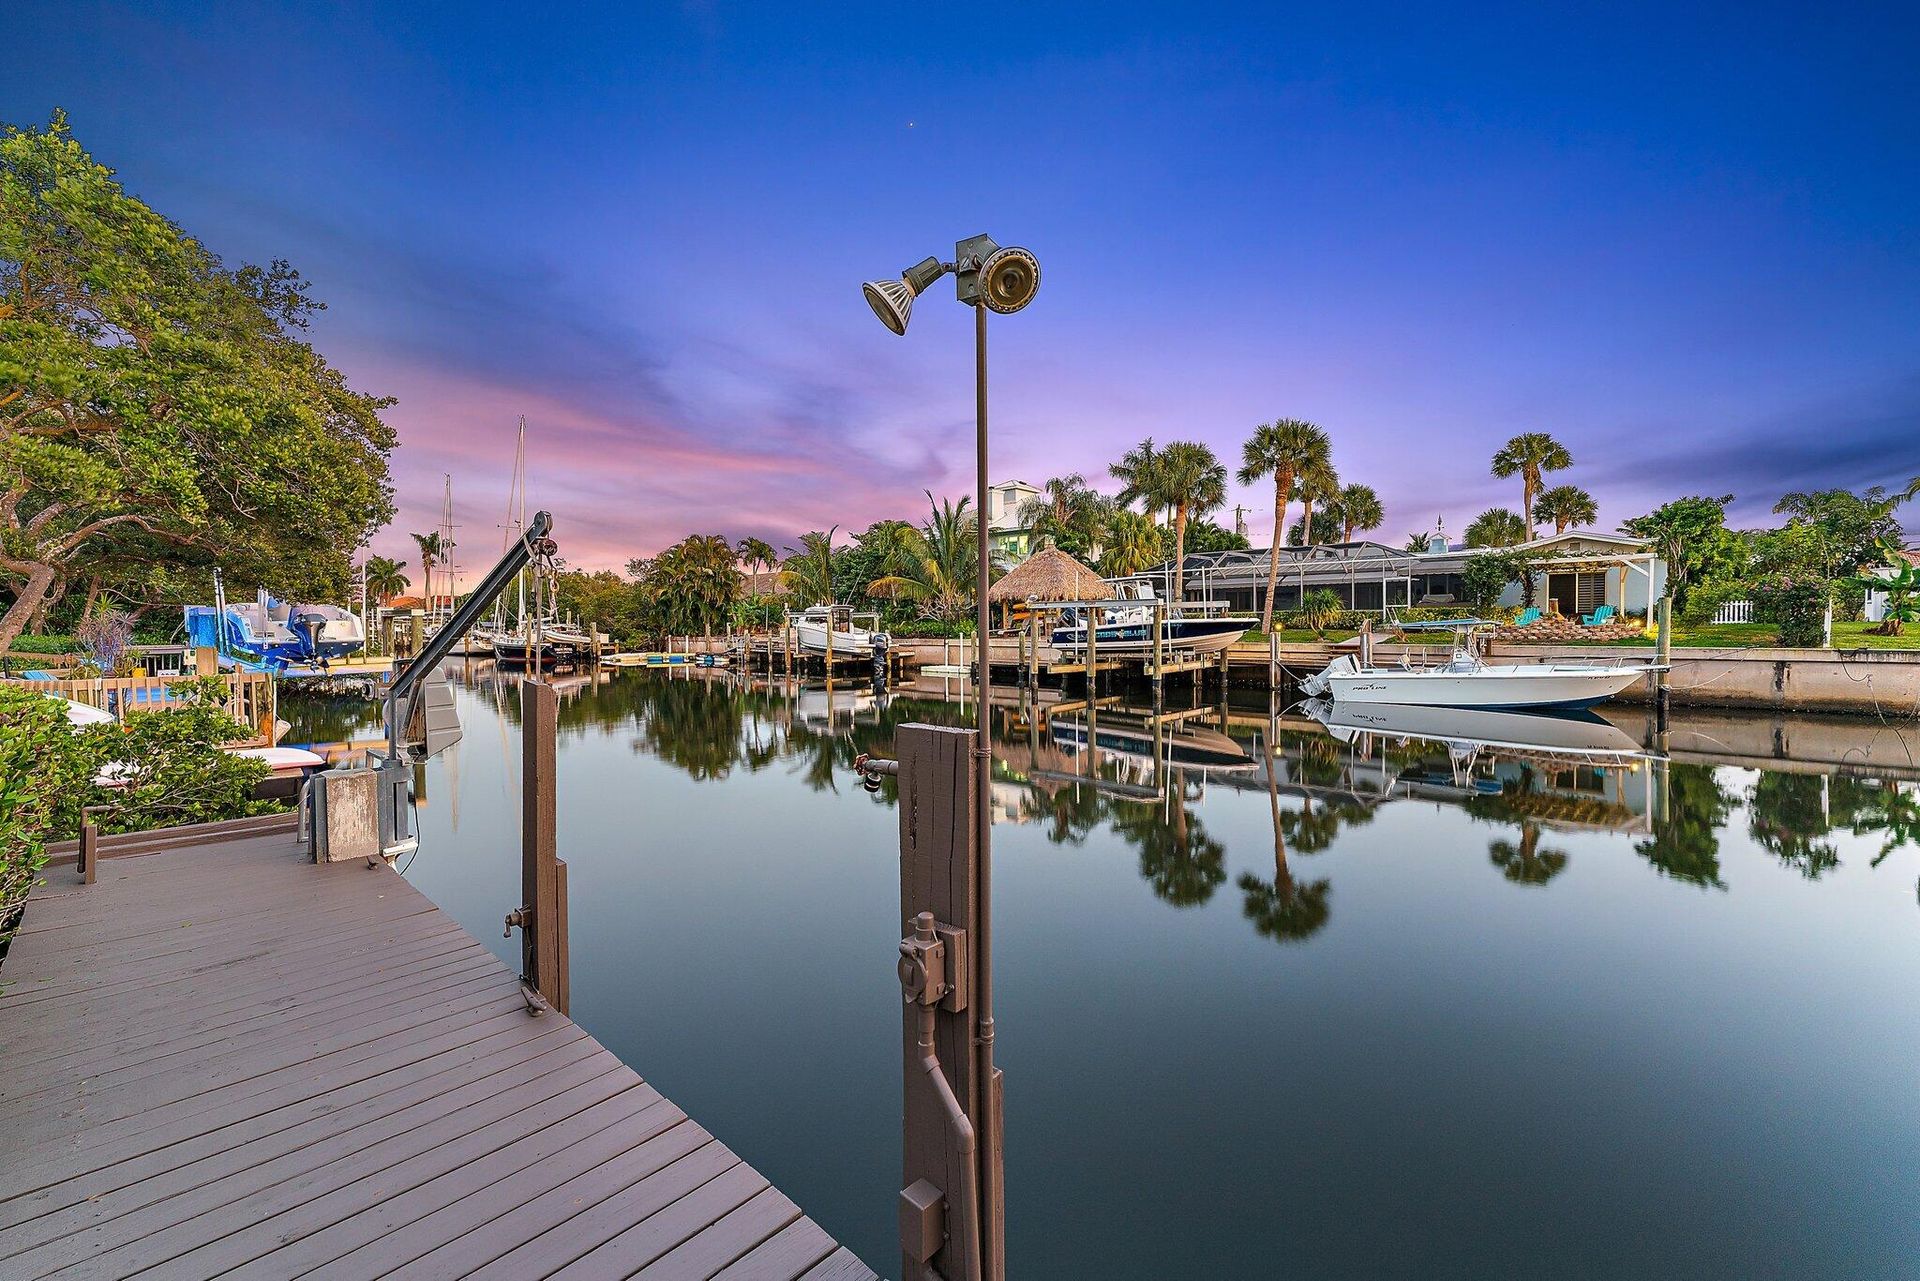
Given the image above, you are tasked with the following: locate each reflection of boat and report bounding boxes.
[1301,622,1657,710]
[1050,577,1252,656]
[789,605,889,658]
[794,685,879,724]
[1304,698,1645,759]
[1050,715,1256,772]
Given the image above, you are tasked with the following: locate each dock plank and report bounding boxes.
[0,825,878,1280]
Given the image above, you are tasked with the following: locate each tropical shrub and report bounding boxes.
[1297,589,1344,635]
[1750,575,1829,647]
[1461,549,1541,612]
[1844,540,1919,636]
[0,686,75,957]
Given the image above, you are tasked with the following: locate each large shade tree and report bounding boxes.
[0,113,395,650]
[1238,419,1331,633]
[1491,432,1573,539]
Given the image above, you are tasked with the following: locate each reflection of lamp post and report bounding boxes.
[863,236,1038,1281]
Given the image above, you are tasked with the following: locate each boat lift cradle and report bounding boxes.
[308,511,558,862]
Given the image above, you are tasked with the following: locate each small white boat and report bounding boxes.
[1049,577,1253,657]
[789,605,889,658]
[1300,621,1659,711]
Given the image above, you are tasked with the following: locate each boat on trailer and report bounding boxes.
[1299,619,1660,710]
[1049,577,1253,657]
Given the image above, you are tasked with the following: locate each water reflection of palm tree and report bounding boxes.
[1238,731,1331,942]
[1487,822,1569,886]
[1111,780,1226,907]
[1634,764,1734,890]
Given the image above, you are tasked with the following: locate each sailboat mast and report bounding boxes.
[514,417,528,631]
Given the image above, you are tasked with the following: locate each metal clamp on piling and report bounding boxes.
[853,752,900,794]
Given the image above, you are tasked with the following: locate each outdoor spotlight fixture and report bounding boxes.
[860,236,1040,334]
[862,255,946,335]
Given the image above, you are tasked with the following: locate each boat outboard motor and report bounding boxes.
[870,631,890,685]
[291,611,330,666]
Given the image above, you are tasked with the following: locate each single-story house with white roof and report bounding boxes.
[1151,529,1667,618]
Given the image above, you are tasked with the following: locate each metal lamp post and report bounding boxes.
[862,236,1038,1281]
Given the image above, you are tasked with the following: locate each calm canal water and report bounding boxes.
[284,666,1920,1279]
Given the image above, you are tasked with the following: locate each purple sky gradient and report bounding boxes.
[10,2,1918,577]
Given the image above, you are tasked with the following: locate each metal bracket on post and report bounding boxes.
[895,723,1000,1281]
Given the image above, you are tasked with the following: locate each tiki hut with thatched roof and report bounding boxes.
[988,538,1108,628]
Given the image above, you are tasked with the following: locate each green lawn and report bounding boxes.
[1580,621,1920,650]
[1240,621,1920,651]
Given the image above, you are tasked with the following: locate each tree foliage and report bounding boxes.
[1142,441,1226,600]
[1533,484,1597,534]
[1621,495,1744,609]
[1464,507,1528,549]
[1238,418,1330,632]
[1490,432,1572,539]
[0,113,396,648]
[867,494,986,622]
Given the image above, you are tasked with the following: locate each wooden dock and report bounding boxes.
[0,818,875,1281]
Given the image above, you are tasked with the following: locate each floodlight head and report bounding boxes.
[862,278,913,335]
[979,246,1040,314]
[861,255,946,335]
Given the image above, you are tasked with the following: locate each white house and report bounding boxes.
[1159,529,1666,619]
[984,479,1041,560]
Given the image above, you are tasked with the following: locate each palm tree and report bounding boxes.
[1491,432,1573,539]
[867,495,984,622]
[409,531,447,609]
[1145,441,1227,600]
[1465,507,1528,548]
[1533,484,1597,535]
[1237,419,1331,633]
[1098,509,1166,577]
[1109,438,1163,522]
[780,528,838,604]
[736,536,777,580]
[362,555,410,603]
[1288,460,1340,546]
[1018,474,1107,555]
[1333,484,1385,542]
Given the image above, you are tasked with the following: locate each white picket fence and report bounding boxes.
[1710,600,1754,625]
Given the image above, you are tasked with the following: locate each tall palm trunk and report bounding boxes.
[1523,471,1538,539]
[1261,468,1294,634]
[1300,495,1317,547]
[1172,502,1190,599]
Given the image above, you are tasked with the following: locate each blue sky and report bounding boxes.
[9,2,1917,569]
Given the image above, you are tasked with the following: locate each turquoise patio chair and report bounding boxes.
[1515,607,1542,628]
[1581,604,1615,627]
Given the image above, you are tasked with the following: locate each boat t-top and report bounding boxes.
[788,604,889,658]
[1049,577,1254,657]
[1299,618,1662,711]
